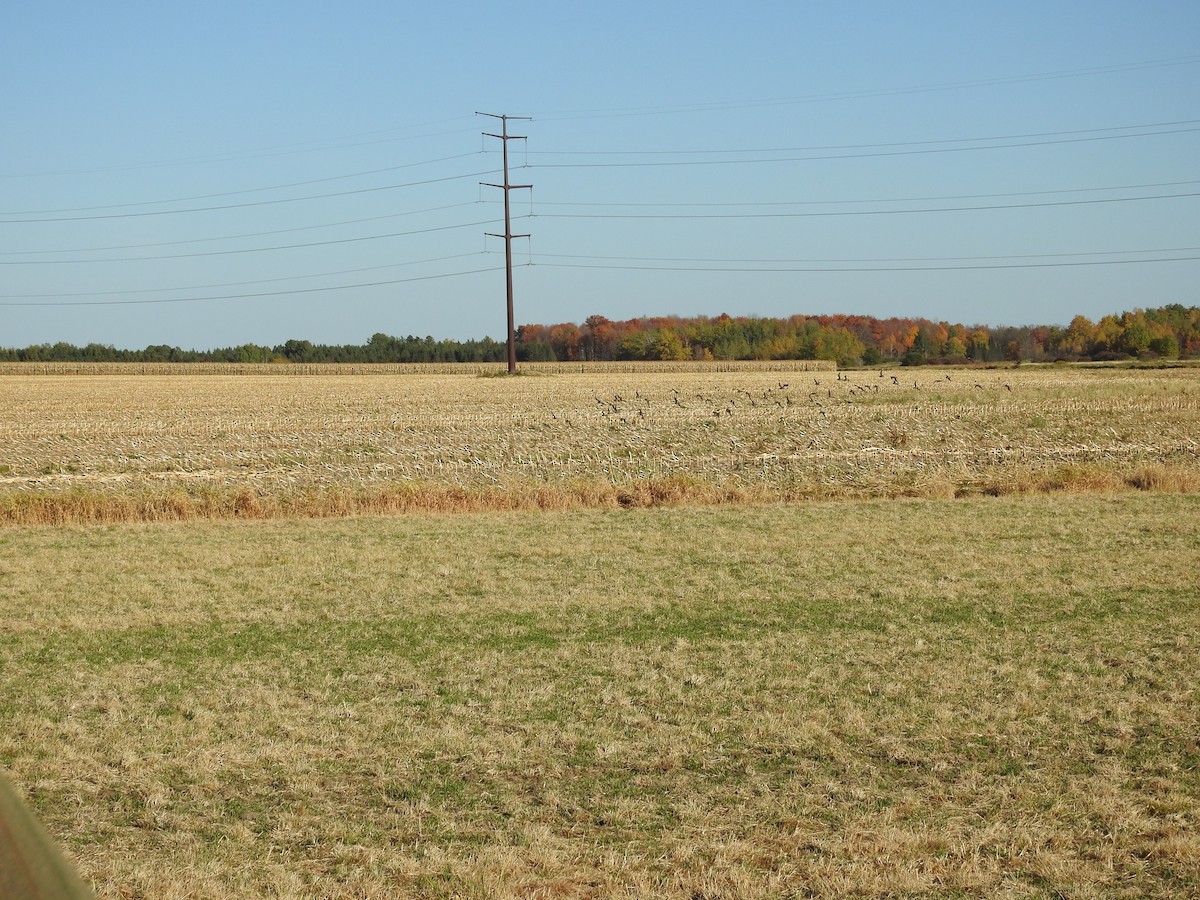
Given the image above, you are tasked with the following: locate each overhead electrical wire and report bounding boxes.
[1,116,482,179]
[0,216,520,265]
[9,241,1195,304]
[0,253,489,300]
[0,169,500,224]
[0,266,506,307]
[527,123,1200,168]
[8,117,1193,220]
[0,152,486,217]
[9,194,1192,266]
[5,115,1191,236]
[11,55,1195,177]
[530,119,1200,157]
[8,179,1194,260]
[11,180,1193,258]
[534,255,1200,274]
[0,202,483,256]
[534,178,1200,209]
[534,191,1200,219]
[6,62,1198,324]
[531,245,1200,265]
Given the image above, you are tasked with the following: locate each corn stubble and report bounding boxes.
[0,363,1198,525]
[0,497,1197,897]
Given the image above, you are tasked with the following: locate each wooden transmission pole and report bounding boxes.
[477,112,532,374]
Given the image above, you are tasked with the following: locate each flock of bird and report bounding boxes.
[592,371,1013,426]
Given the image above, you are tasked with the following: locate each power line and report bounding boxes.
[8,93,1198,328]
[532,245,1200,265]
[0,217,522,265]
[0,266,506,307]
[9,180,1191,257]
[536,178,1200,209]
[8,250,1194,305]
[8,119,1191,221]
[0,253,489,300]
[531,119,1200,156]
[1,117,481,179]
[534,255,1200,273]
[0,202,483,256]
[0,153,485,217]
[528,124,1200,169]
[0,169,500,224]
[13,116,1189,219]
[535,191,1200,219]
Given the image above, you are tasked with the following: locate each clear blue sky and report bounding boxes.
[2,1,1198,350]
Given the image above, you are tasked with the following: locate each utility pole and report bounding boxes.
[477,112,531,374]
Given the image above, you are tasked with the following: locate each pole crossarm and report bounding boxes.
[477,112,532,374]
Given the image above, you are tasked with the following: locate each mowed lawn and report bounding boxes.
[1,495,1198,898]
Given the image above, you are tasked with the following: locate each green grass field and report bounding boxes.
[2,494,1198,898]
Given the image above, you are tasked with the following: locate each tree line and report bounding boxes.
[3,304,1197,366]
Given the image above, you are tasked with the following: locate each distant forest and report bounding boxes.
[3,304,1197,367]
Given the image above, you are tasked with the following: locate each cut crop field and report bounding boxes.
[1,362,1198,523]
[1,496,1198,898]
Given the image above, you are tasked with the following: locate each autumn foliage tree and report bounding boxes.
[2,305,1197,366]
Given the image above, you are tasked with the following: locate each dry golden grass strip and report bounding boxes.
[1,495,1197,897]
[3,463,1200,527]
[0,478,745,525]
[1,365,1198,524]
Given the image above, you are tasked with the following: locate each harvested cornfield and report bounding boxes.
[0,362,1197,523]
